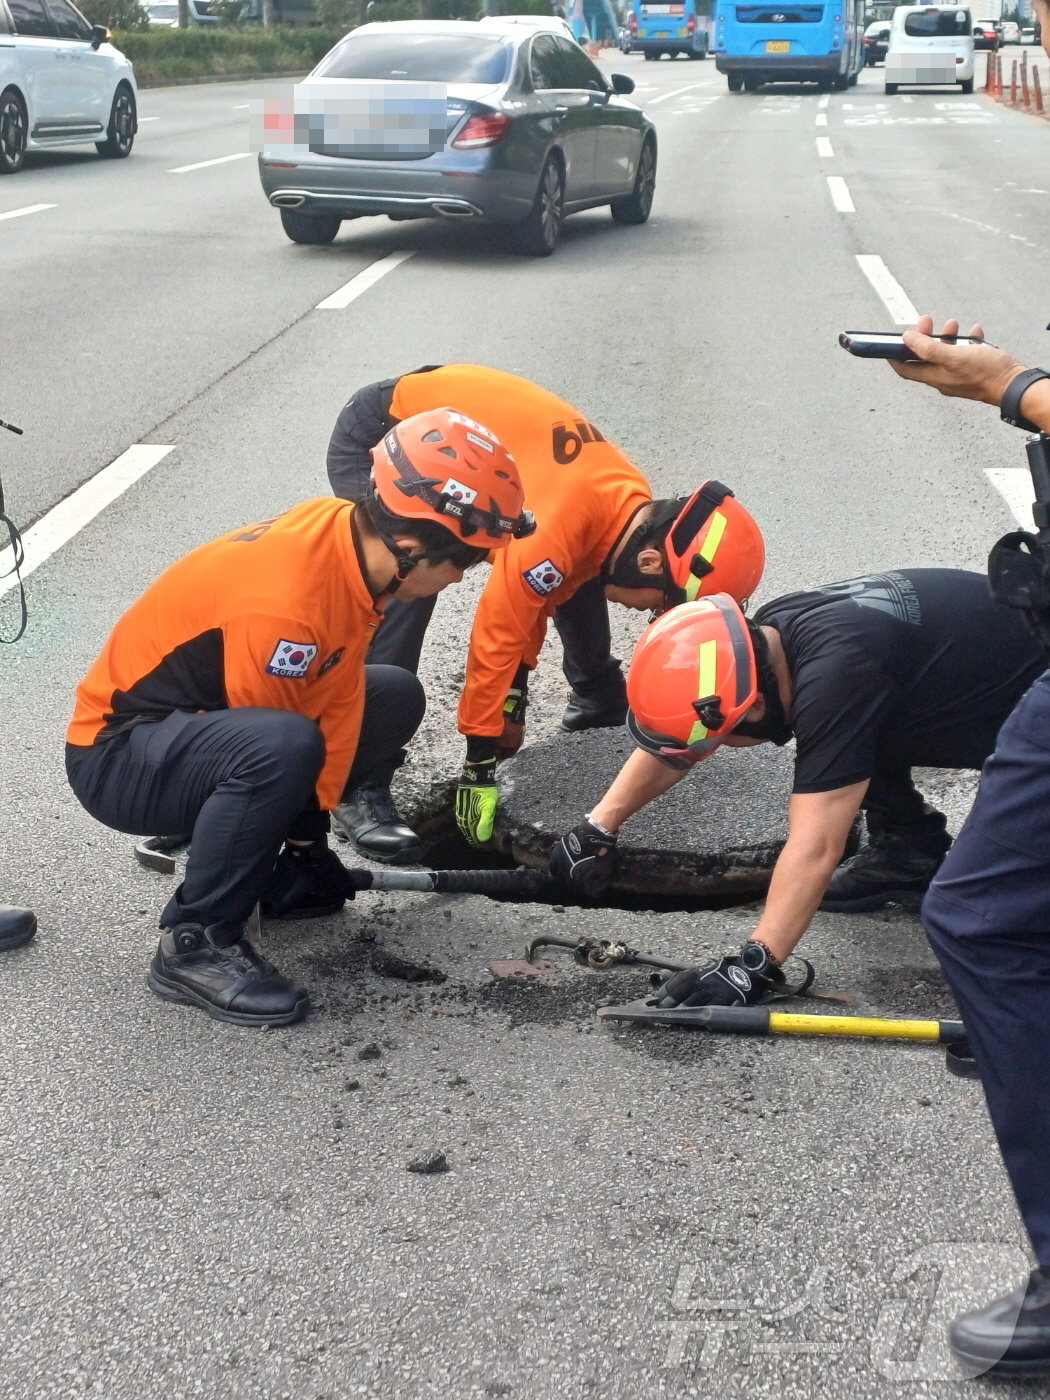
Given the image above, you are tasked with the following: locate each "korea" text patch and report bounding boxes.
[266,640,318,679]
[522,559,564,597]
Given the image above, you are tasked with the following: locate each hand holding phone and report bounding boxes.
[839,331,987,362]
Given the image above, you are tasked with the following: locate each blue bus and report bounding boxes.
[713,0,866,89]
[628,0,712,59]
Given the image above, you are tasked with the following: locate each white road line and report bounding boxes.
[816,136,834,157]
[986,468,1036,528]
[827,175,855,213]
[232,103,250,109]
[0,203,55,223]
[648,83,704,104]
[138,116,158,122]
[901,94,913,103]
[316,251,415,311]
[0,445,174,600]
[855,254,919,324]
[815,112,828,126]
[168,152,251,174]
[818,93,830,108]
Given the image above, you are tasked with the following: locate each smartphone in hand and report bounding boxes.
[839,331,986,362]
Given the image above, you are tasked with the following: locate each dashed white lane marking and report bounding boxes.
[138,116,158,122]
[827,175,855,212]
[986,468,1036,529]
[815,111,828,126]
[818,93,830,108]
[648,83,705,103]
[855,253,919,324]
[0,203,55,222]
[0,445,174,600]
[168,152,251,173]
[901,94,914,103]
[232,103,250,109]
[316,250,416,310]
[816,136,834,157]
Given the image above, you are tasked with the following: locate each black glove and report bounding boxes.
[654,942,785,1008]
[261,838,359,920]
[549,819,618,900]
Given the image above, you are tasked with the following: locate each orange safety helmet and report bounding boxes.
[370,407,535,547]
[663,481,765,609]
[625,594,758,763]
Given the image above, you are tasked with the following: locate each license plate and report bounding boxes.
[654,29,669,34]
[765,39,790,52]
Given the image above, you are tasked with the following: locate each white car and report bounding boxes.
[884,3,976,94]
[0,0,137,172]
[1001,20,1021,41]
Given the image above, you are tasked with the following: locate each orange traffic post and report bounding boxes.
[1010,57,1019,106]
[1034,68,1046,118]
[1022,49,1031,108]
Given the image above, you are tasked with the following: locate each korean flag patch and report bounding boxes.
[523,559,564,597]
[440,477,478,506]
[266,640,318,679]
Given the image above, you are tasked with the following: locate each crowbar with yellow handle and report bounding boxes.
[597,1000,965,1042]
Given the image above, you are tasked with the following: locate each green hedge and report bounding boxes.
[109,25,348,83]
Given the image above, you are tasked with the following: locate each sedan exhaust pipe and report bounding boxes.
[433,201,480,219]
[271,193,307,209]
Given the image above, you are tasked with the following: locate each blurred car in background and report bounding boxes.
[257,20,657,257]
[0,2,137,173]
[972,19,1001,48]
[863,20,891,64]
[1000,19,1020,41]
[618,21,633,50]
[146,0,218,22]
[1021,24,1036,41]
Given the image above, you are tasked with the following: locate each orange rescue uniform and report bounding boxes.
[387,366,652,738]
[67,499,383,812]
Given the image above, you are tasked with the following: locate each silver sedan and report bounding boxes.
[256,20,657,257]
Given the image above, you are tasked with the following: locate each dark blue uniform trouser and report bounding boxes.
[922,666,1050,1266]
[366,575,624,703]
[65,665,424,932]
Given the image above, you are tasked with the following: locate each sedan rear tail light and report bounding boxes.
[956,54,965,61]
[452,113,512,149]
[629,14,637,29]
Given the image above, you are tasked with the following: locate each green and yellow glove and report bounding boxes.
[456,741,500,848]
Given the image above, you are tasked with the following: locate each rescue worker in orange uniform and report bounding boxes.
[327,364,765,855]
[65,410,533,1028]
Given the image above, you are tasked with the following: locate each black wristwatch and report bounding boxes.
[1000,368,1050,434]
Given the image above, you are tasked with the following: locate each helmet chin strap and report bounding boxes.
[733,625,793,746]
[376,533,419,597]
[600,499,680,597]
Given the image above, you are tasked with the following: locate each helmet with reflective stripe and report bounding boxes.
[370,407,535,547]
[625,594,758,763]
[663,481,765,608]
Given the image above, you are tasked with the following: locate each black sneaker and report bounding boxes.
[820,841,946,913]
[147,923,309,1027]
[0,905,36,951]
[332,785,423,865]
[951,1267,1050,1375]
[560,690,628,733]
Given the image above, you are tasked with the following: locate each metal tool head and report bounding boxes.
[134,834,190,875]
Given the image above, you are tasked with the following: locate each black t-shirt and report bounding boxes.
[753,569,1046,793]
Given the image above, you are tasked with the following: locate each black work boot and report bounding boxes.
[147,922,309,1027]
[950,1267,1050,1375]
[820,830,949,913]
[561,689,628,733]
[332,785,422,865]
[0,905,36,951]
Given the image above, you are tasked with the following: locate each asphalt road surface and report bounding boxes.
[2,52,1049,1400]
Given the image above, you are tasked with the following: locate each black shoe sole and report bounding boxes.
[819,888,926,913]
[560,714,628,734]
[0,918,37,951]
[146,969,310,1027]
[260,901,345,921]
[950,1345,1050,1376]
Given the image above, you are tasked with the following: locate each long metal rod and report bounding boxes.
[597,1000,965,1041]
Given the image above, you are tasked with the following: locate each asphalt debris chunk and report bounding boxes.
[370,948,447,984]
[407,1150,450,1175]
[357,1043,382,1062]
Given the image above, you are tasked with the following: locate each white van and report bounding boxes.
[884,4,976,93]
